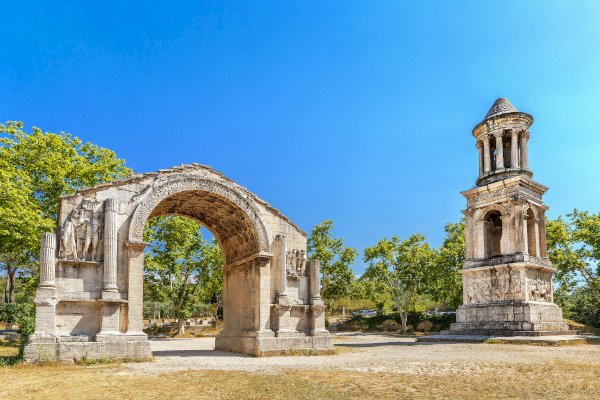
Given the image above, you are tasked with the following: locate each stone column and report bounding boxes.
[475,220,486,259]
[533,218,541,257]
[510,130,519,168]
[308,259,327,336]
[462,210,472,259]
[39,232,57,287]
[125,240,147,336]
[103,199,118,292]
[477,142,484,176]
[520,131,529,170]
[522,214,529,255]
[309,259,324,306]
[539,210,548,257]
[482,135,491,173]
[500,215,511,255]
[32,233,58,340]
[495,133,504,170]
[275,236,288,304]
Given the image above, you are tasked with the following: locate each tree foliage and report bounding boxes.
[307,220,358,307]
[362,234,437,332]
[429,220,464,308]
[0,121,131,303]
[143,216,223,334]
[547,210,600,327]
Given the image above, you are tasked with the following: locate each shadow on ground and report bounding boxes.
[152,349,250,358]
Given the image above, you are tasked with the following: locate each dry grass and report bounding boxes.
[0,358,598,399]
[2,338,599,399]
[0,339,21,366]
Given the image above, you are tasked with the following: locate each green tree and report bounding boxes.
[0,121,131,303]
[363,234,437,332]
[430,220,465,308]
[307,220,358,308]
[143,216,223,335]
[546,210,600,327]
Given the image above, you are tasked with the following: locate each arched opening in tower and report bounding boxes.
[483,210,503,258]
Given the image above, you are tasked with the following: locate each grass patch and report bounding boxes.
[0,360,599,399]
[0,339,22,366]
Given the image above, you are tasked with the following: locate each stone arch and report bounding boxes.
[482,209,503,258]
[474,205,509,259]
[25,165,332,361]
[128,176,270,264]
[124,176,273,340]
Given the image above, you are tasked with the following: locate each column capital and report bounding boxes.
[125,239,148,252]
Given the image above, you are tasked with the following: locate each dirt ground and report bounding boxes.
[1,333,599,400]
[121,332,600,375]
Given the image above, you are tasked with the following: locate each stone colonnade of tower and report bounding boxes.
[24,164,332,362]
[450,98,569,335]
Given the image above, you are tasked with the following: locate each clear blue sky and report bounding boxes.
[2,1,599,274]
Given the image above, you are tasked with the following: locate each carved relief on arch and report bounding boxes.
[127,176,271,260]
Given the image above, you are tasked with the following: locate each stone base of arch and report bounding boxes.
[215,333,333,356]
[24,335,153,363]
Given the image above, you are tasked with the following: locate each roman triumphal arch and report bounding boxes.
[24,164,332,362]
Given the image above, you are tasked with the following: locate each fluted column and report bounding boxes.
[520,131,529,170]
[482,136,491,173]
[39,232,57,287]
[103,199,118,291]
[477,142,484,176]
[309,259,323,306]
[495,133,504,170]
[510,130,519,168]
[275,235,288,304]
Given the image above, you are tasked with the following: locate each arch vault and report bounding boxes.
[24,164,332,362]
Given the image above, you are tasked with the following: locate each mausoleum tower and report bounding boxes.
[450,98,569,335]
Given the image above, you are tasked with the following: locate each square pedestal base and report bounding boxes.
[449,301,570,336]
[215,332,333,356]
[23,334,152,363]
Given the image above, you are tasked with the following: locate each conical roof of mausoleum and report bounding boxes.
[484,97,518,120]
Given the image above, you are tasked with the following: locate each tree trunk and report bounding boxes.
[177,317,185,335]
[5,264,16,303]
[4,275,9,303]
[400,311,408,333]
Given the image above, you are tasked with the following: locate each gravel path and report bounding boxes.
[120,332,600,375]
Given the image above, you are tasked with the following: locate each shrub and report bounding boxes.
[0,302,35,335]
[337,311,455,332]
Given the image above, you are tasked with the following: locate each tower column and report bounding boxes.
[533,218,541,257]
[495,133,504,170]
[482,135,491,173]
[510,129,519,168]
[520,131,529,170]
[475,220,486,259]
[477,142,484,176]
[521,211,529,255]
